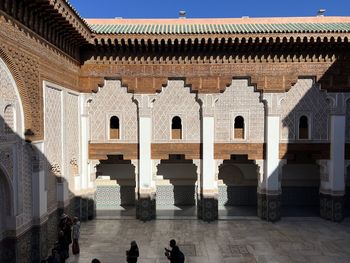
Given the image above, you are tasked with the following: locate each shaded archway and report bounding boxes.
[218,155,258,217]
[156,155,198,218]
[95,155,136,218]
[346,165,350,217]
[281,153,320,217]
[0,167,13,240]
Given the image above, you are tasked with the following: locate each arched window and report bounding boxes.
[172,116,182,139]
[110,116,120,139]
[234,116,244,139]
[4,105,15,133]
[299,115,309,139]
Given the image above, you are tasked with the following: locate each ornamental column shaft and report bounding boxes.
[197,94,218,222]
[258,93,285,222]
[319,93,347,222]
[134,94,156,221]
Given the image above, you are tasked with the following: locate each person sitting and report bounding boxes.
[91,259,101,263]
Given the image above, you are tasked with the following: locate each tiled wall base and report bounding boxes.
[75,195,96,221]
[0,198,88,263]
[320,193,344,222]
[136,197,156,221]
[257,194,281,222]
[197,197,218,222]
[0,223,49,263]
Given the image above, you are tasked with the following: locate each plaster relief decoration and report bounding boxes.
[280,79,329,141]
[44,85,62,210]
[153,80,200,142]
[0,58,20,139]
[0,148,13,181]
[89,80,137,143]
[64,92,79,189]
[215,79,264,143]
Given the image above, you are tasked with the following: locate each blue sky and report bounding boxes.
[69,0,350,19]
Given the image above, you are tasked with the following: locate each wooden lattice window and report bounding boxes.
[172,116,182,139]
[110,116,120,139]
[234,116,244,139]
[299,115,309,139]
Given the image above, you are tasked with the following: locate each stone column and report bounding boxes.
[258,94,285,222]
[80,95,89,190]
[319,93,347,222]
[31,141,48,261]
[134,95,156,221]
[32,141,47,219]
[197,94,218,222]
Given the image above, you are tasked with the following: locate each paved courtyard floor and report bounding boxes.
[67,218,350,263]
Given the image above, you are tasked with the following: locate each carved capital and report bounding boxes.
[261,92,285,115]
[326,93,350,115]
[133,94,156,117]
[197,93,219,117]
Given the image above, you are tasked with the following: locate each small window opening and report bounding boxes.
[172,116,182,139]
[110,116,120,139]
[234,116,244,139]
[299,115,309,139]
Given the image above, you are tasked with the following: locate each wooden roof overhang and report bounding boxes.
[0,0,92,58]
[80,18,350,93]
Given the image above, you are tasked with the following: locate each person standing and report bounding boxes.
[72,217,81,255]
[126,241,139,263]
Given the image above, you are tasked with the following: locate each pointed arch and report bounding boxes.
[0,54,25,138]
[0,165,14,235]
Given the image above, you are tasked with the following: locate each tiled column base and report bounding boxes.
[197,197,218,222]
[0,222,49,263]
[75,195,96,221]
[136,195,156,221]
[257,193,281,222]
[320,193,344,222]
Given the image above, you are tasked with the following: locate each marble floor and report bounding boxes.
[66,218,350,263]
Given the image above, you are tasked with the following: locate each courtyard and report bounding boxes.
[67,218,350,263]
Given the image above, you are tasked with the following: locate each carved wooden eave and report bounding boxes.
[92,33,350,46]
[0,0,92,58]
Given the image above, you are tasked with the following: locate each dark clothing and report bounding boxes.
[168,246,184,263]
[58,234,69,262]
[72,239,80,255]
[126,246,139,263]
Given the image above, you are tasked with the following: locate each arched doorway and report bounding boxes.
[281,153,320,217]
[0,167,13,240]
[218,155,258,217]
[156,155,198,218]
[95,155,136,218]
[346,165,350,217]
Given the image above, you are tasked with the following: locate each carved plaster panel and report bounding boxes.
[152,80,200,142]
[44,86,62,211]
[64,92,79,190]
[280,79,330,141]
[89,80,138,143]
[215,79,264,143]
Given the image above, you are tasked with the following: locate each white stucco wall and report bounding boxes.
[152,80,200,142]
[215,79,264,143]
[88,80,138,143]
[280,78,330,141]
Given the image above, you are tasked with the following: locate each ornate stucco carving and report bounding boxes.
[215,79,264,143]
[89,80,138,143]
[152,80,200,142]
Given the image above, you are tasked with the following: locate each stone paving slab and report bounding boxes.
[66,218,350,263]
